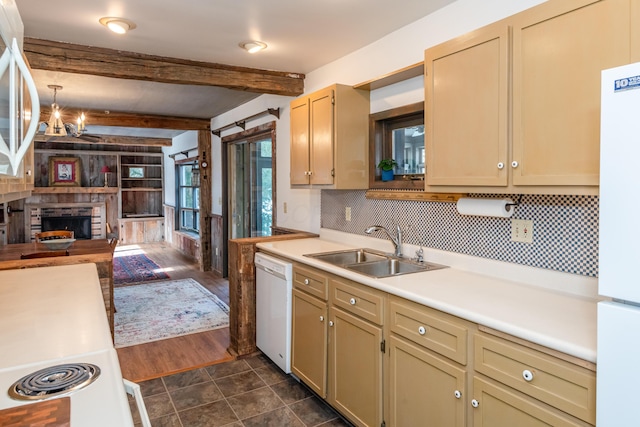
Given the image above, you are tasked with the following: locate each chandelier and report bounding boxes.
[44,85,87,137]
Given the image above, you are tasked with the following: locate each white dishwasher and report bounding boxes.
[255,252,292,373]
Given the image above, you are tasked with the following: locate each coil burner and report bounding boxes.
[8,363,101,401]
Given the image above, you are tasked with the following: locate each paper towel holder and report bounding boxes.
[506,194,522,212]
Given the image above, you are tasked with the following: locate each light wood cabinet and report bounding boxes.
[328,278,384,427]
[425,0,640,195]
[387,295,470,427]
[473,332,595,425]
[289,84,369,189]
[118,217,164,244]
[0,144,34,203]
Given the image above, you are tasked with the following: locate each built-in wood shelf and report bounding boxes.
[366,190,466,202]
[353,62,424,91]
[32,187,119,194]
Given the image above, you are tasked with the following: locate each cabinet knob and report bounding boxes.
[454,390,462,399]
[308,171,313,176]
[471,399,480,408]
[522,369,534,382]
[418,326,426,335]
[329,320,334,327]
[319,316,324,322]
[349,297,356,305]
[497,162,504,170]
[511,160,519,168]
[304,278,310,285]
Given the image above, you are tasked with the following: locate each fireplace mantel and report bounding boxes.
[31,187,119,194]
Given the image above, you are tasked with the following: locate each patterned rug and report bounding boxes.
[114,278,229,348]
[113,253,170,285]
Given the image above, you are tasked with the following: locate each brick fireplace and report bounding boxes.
[26,203,106,242]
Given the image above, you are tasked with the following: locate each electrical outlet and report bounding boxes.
[511,219,533,243]
[345,207,352,221]
[283,202,288,214]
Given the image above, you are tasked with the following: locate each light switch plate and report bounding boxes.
[511,219,533,243]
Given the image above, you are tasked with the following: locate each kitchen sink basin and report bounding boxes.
[304,248,447,278]
[305,248,387,265]
[346,258,446,278]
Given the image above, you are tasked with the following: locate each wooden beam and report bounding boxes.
[24,38,305,97]
[34,133,172,147]
[40,107,211,130]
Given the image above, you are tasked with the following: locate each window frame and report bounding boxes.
[369,102,425,189]
[175,157,200,234]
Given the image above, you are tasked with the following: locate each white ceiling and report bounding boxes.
[15,0,456,138]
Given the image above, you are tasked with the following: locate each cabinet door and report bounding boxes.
[309,87,335,185]
[425,22,509,187]
[472,376,588,427]
[328,307,382,427]
[388,335,466,427]
[290,97,310,185]
[512,0,634,186]
[144,219,164,243]
[291,288,328,397]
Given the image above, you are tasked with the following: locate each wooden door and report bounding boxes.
[328,307,382,427]
[309,87,335,185]
[290,97,310,185]
[425,21,509,187]
[291,288,328,397]
[512,0,636,186]
[472,376,587,427]
[388,335,466,427]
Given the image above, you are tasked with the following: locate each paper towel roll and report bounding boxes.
[456,197,514,218]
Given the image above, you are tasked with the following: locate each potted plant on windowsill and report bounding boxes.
[377,158,397,181]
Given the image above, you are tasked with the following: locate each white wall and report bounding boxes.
[209,0,546,233]
[163,130,198,207]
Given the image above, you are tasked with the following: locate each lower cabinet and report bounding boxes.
[291,288,328,397]
[118,217,164,244]
[288,262,596,427]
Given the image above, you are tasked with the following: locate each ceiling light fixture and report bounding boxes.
[99,17,137,35]
[239,40,267,54]
[44,85,66,136]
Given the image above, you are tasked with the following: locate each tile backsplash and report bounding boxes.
[321,191,598,277]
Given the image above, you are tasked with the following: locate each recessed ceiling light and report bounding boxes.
[239,41,267,54]
[99,17,137,35]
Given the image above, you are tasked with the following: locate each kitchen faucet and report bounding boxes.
[365,224,403,257]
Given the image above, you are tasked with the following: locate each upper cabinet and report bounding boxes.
[425,0,640,195]
[290,84,369,189]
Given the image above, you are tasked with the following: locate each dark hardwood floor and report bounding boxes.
[115,242,235,382]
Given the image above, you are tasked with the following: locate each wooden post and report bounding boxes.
[198,130,212,271]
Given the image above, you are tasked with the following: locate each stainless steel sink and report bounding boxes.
[304,248,447,278]
[305,248,387,265]
[345,258,446,278]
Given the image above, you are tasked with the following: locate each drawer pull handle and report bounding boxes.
[319,316,324,322]
[349,297,356,305]
[304,278,310,285]
[471,399,479,408]
[418,326,426,335]
[522,369,534,382]
[454,390,462,399]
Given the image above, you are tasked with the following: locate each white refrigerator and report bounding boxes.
[597,62,640,426]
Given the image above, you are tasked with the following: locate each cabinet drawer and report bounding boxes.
[293,264,328,300]
[474,333,595,424]
[330,278,385,325]
[388,296,468,365]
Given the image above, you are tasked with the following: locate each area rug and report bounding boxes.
[113,253,170,285]
[114,278,229,348]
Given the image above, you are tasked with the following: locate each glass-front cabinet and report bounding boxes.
[0,1,39,201]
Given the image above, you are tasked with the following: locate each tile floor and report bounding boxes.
[129,354,353,427]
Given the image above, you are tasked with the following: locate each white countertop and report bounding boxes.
[257,233,600,363]
[0,263,114,369]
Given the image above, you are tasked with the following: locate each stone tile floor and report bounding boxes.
[129,353,353,427]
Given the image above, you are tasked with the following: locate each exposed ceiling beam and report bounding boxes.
[24,38,305,97]
[34,134,172,146]
[40,107,211,130]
